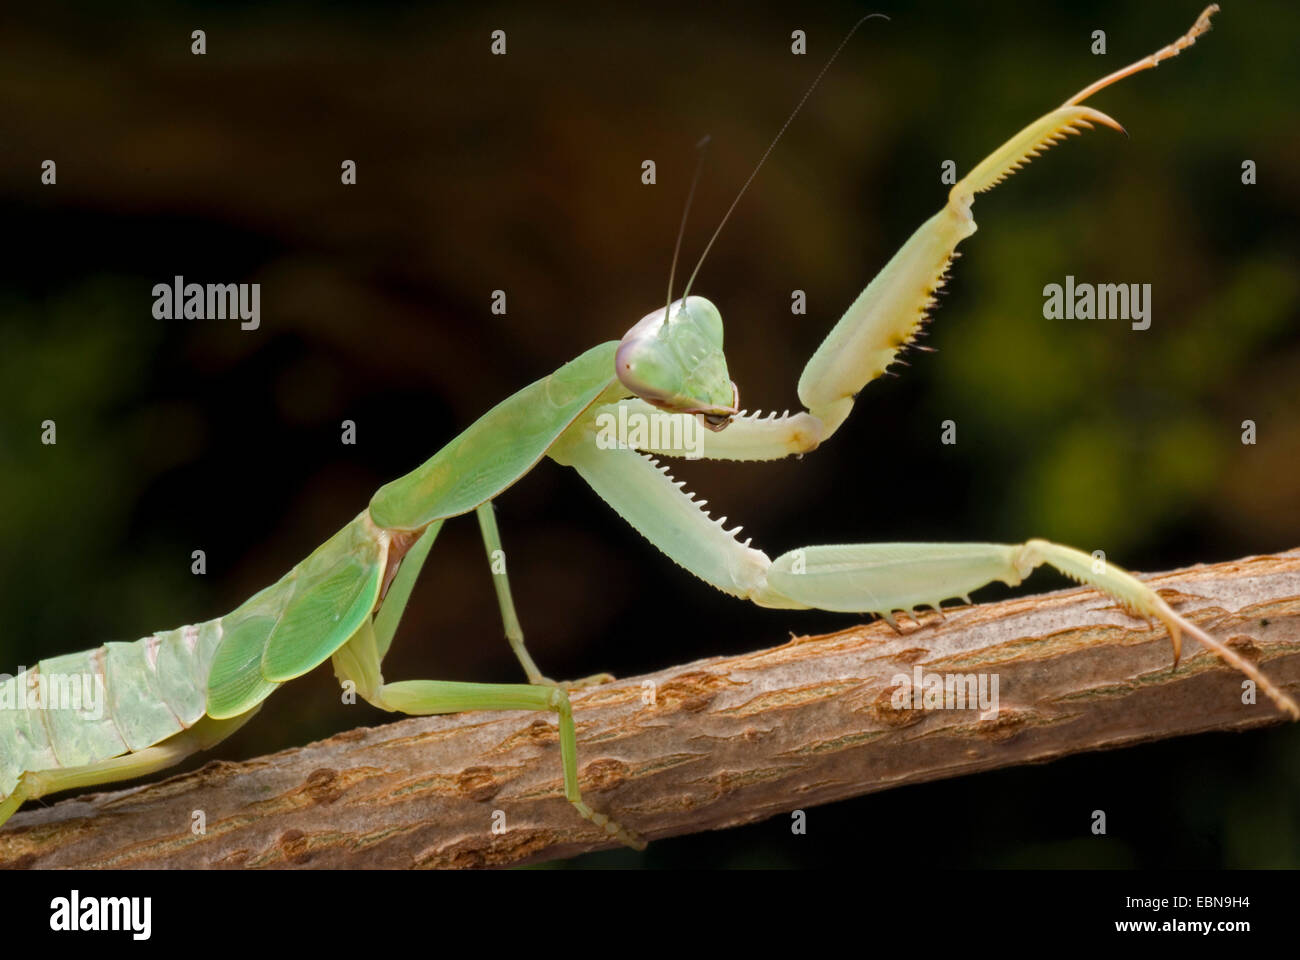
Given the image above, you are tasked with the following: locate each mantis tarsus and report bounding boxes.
[3,4,1293,851]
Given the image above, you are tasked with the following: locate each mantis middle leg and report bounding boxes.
[474,503,544,682]
[475,502,613,688]
[331,619,644,849]
[372,512,555,681]
[342,510,642,847]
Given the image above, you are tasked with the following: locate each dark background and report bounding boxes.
[1,0,1297,868]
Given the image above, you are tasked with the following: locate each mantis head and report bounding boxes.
[616,295,738,431]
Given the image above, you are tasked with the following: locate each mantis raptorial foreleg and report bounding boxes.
[621,7,1221,465]
[550,7,1297,720]
[552,437,776,602]
[762,539,1285,703]
[554,425,1300,719]
[332,621,645,849]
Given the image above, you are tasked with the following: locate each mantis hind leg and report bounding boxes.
[332,622,643,849]
[475,502,612,690]
[0,708,261,829]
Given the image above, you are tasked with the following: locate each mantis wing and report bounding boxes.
[204,591,285,719]
[206,512,386,716]
[259,515,386,683]
[368,341,620,531]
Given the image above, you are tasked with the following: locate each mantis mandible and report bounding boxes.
[3,4,1292,851]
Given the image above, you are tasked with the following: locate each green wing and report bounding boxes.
[206,512,386,717]
[204,593,283,719]
[368,341,620,530]
[260,518,384,682]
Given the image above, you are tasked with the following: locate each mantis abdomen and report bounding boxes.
[0,618,224,808]
[0,508,392,819]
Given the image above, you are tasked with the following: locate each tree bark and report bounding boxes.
[2,550,1297,869]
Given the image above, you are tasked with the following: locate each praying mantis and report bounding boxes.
[4,4,1295,854]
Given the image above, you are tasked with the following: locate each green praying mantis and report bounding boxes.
[3,4,1294,852]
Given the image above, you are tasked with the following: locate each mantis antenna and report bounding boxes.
[680,12,889,302]
[664,134,712,316]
